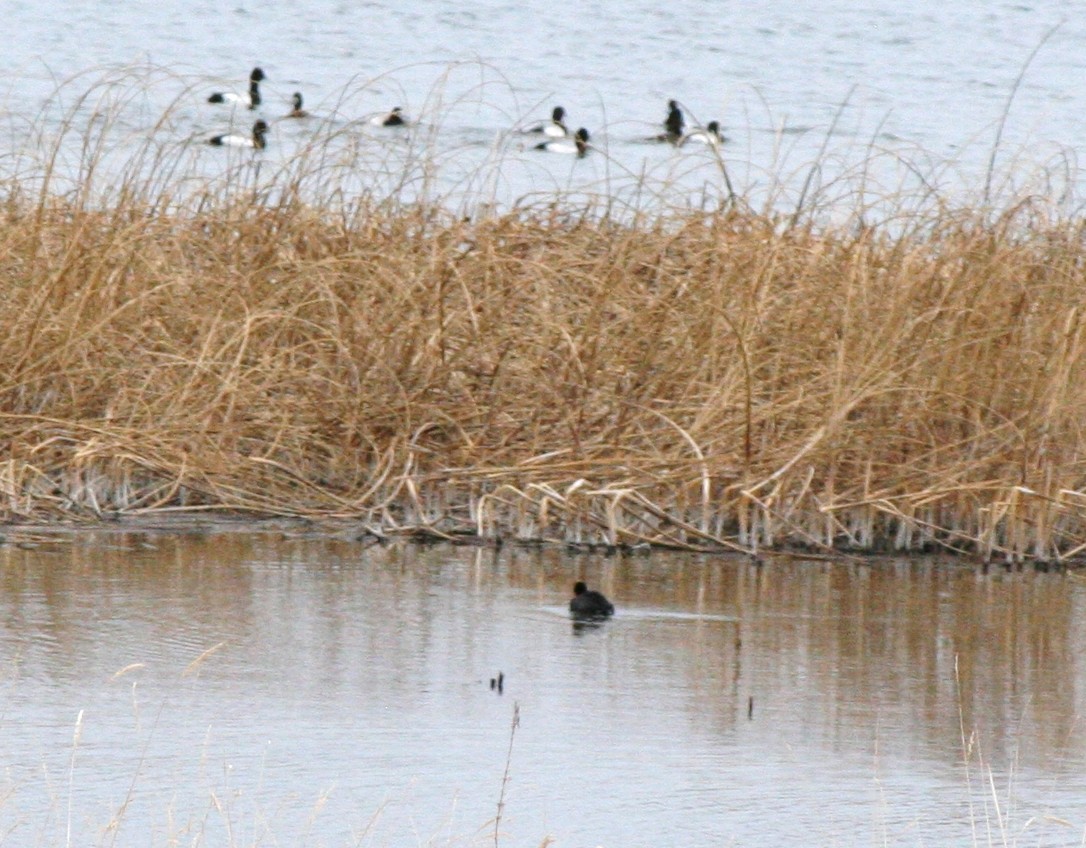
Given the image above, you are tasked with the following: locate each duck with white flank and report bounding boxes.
[208,120,269,150]
[287,92,310,118]
[370,106,407,127]
[569,582,615,618]
[534,127,590,157]
[681,120,725,146]
[523,106,568,137]
[208,67,266,110]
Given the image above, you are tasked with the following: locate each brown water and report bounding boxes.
[0,527,1083,847]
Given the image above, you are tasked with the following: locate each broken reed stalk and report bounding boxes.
[494,701,520,847]
[0,66,1085,564]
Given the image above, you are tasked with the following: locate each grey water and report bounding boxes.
[0,528,1084,847]
[1,0,1085,213]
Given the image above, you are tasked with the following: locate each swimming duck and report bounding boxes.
[287,92,310,118]
[534,127,590,157]
[523,106,568,138]
[370,106,407,127]
[569,581,615,617]
[647,99,685,143]
[664,99,684,139]
[208,119,269,149]
[681,120,724,146]
[208,67,266,110]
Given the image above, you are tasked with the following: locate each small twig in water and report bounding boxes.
[66,710,84,848]
[494,701,520,847]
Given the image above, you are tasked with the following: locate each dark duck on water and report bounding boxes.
[647,99,685,144]
[569,581,615,618]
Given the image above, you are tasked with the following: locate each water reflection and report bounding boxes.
[0,529,1083,846]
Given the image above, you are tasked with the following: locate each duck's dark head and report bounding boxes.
[292,92,304,109]
[573,581,588,595]
[252,120,270,147]
[251,67,266,82]
[552,106,565,121]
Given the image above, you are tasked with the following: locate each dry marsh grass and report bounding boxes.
[2,67,1086,563]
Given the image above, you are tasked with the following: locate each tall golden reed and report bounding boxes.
[1,66,1084,563]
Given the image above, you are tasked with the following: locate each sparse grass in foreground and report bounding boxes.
[1,68,1086,564]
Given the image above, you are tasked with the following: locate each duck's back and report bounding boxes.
[570,590,614,616]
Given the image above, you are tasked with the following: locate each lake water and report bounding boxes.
[2,0,1085,213]
[0,526,1084,847]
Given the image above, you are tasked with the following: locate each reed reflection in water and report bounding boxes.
[0,527,1082,846]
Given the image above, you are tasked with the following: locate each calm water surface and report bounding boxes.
[0,0,1084,210]
[0,528,1083,847]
